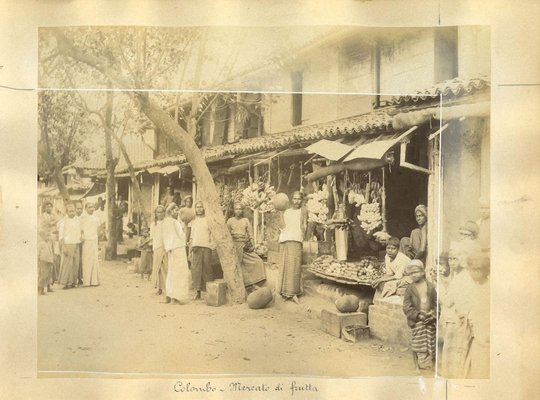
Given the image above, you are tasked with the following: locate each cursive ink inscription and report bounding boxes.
[229,382,271,392]
[290,381,318,396]
[173,380,318,395]
[174,381,217,393]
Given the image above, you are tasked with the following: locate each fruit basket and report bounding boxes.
[307,255,384,286]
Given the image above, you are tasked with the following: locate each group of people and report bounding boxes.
[372,203,490,377]
[38,200,101,295]
[144,195,269,304]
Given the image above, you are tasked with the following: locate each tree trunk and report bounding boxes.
[39,147,71,205]
[104,89,118,260]
[138,95,246,303]
[39,119,71,204]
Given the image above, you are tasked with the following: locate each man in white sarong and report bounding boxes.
[81,203,100,286]
[162,203,190,304]
[58,203,82,289]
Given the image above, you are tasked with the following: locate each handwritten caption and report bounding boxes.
[174,381,318,396]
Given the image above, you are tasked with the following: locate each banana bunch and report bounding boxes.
[307,188,330,224]
[241,182,276,212]
[358,201,382,234]
[347,190,366,207]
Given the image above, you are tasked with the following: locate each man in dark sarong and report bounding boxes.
[188,202,215,300]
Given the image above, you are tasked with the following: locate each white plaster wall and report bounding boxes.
[380,29,436,95]
[458,26,490,77]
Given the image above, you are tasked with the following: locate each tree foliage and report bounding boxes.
[38,90,91,180]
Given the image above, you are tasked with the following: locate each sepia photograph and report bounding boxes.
[36,25,490,379]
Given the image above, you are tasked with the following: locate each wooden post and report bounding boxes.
[366,172,372,203]
[253,165,260,244]
[426,137,439,280]
[381,167,387,231]
[253,208,259,245]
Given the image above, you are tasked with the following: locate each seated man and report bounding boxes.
[372,237,412,298]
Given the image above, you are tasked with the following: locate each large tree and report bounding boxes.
[38,90,91,204]
[40,27,248,302]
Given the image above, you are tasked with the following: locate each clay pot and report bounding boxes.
[247,287,273,309]
[335,294,360,313]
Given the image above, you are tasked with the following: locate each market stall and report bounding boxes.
[300,125,430,287]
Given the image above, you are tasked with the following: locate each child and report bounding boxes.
[372,237,411,298]
[402,259,438,372]
[38,225,54,295]
[137,226,153,280]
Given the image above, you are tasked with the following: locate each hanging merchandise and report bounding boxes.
[240,180,276,213]
[358,198,383,235]
[306,184,330,225]
[347,185,366,207]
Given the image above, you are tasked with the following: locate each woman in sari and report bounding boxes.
[226,203,266,293]
[150,205,167,296]
[162,203,190,304]
[400,204,427,262]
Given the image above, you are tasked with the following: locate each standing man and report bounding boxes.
[162,203,190,304]
[75,201,84,285]
[58,203,82,289]
[40,201,58,285]
[189,201,215,300]
[151,205,168,296]
[161,187,175,207]
[278,191,307,303]
[81,203,100,286]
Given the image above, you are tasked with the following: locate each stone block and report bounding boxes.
[321,309,367,338]
[368,304,411,346]
[205,279,228,307]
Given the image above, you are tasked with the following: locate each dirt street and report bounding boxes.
[38,259,418,377]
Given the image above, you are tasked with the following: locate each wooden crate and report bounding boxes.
[341,324,370,342]
[320,309,368,338]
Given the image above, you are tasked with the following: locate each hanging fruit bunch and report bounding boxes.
[347,184,367,207]
[306,185,330,225]
[218,183,243,213]
[358,200,382,234]
[241,180,276,212]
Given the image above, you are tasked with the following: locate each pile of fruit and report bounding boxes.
[309,255,384,284]
[358,201,382,234]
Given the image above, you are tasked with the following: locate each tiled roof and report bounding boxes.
[389,76,490,105]
[118,111,393,173]
[104,76,490,174]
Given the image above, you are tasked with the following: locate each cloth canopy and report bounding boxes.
[305,139,353,161]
